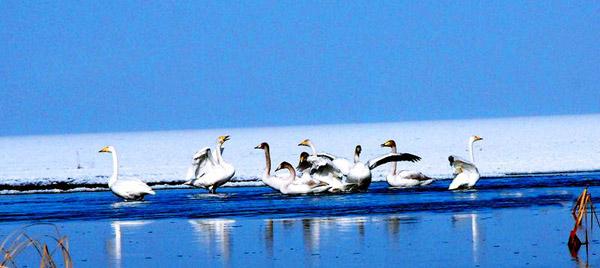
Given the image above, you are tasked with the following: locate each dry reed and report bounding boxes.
[0,224,72,268]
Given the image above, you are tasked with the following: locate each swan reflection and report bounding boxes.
[189,219,235,264]
[452,213,482,264]
[108,221,151,268]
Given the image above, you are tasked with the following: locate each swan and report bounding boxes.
[98,146,155,201]
[297,139,347,192]
[381,139,434,187]
[274,162,331,195]
[254,142,288,191]
[185,135,235,193]
[448,135,483,190]
[332,145,422,190]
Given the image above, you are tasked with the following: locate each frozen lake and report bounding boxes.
[0,114,599,192]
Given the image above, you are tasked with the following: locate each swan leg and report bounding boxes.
[209,186,216,194]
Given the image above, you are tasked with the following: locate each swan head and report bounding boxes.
[218,135,231,145]
[296,152,310,170]
[299,152,309,162]
[354,145,362,156]
[98,146,114,153]
[254,142,269,150]
[470,135,483,143]
[275,161,293,172]
[298,139,312,147]
[381,140,396,148]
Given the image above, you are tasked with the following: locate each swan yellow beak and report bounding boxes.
[218,135,231,143]
[298,139,311,147]
[98,146,111,153]
[381,140,394,147]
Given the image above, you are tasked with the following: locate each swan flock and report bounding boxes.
[99,135,484,200]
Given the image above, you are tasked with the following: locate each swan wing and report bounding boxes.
[113,179,155,196]
[193,147,217,178]
[367,153,421,170]
[397,170,434,181]
[314,152,351,174]
[316,152,336,160]
[309,157,343,178]
[331,158,352,175]
[448,155,478,174]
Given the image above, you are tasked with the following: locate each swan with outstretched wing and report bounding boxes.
[448,135,483,190]
[381,139,434,188]
[185,135,235,193]
[298,139,347,192]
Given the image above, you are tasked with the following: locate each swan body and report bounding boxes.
[381,140,434,188]
[98,146,155,201]
[297,139,347,192]
[185,135,235,193]
[448,136,483,190]
[274,162,331,195]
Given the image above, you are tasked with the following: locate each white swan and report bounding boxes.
[185,135,235,193]
[98,146,155,201]
[297,139,346,192]
[254,142,288,191]
[334,145,422,190]
[274,162,330,195]
[448,135,483,190]
[381,139,434,187]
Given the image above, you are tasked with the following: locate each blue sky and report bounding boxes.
[1,1,598,136]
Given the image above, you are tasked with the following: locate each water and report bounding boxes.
[2,172,600,267]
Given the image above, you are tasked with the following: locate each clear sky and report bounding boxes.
[1,1,598,136]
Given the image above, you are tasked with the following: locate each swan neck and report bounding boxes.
[469,140,475,163]
[390,145,397,176]
[285,165,296,184]
[216,142,224,163]
[309,144,317,156]
[264,145,271,176]
[109,150,118,186]
[354,152,360,164]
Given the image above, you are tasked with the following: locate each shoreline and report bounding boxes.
[2,169,600,195]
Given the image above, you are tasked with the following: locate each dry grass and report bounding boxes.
[0,224,72,268]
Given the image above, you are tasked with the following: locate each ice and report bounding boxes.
[1,114,599,191]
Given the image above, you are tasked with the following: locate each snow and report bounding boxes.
[1,114,599,191]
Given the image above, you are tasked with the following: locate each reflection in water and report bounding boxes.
[264,219,274,258]
[109,221,151,268]
[189,219,235,266]
[452,214,482,265]
[453,192,479,201]
[110,201,147,209]
[301,218,321,264]
[263,215,420,265]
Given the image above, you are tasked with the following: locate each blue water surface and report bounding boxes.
[2,173,600,267]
